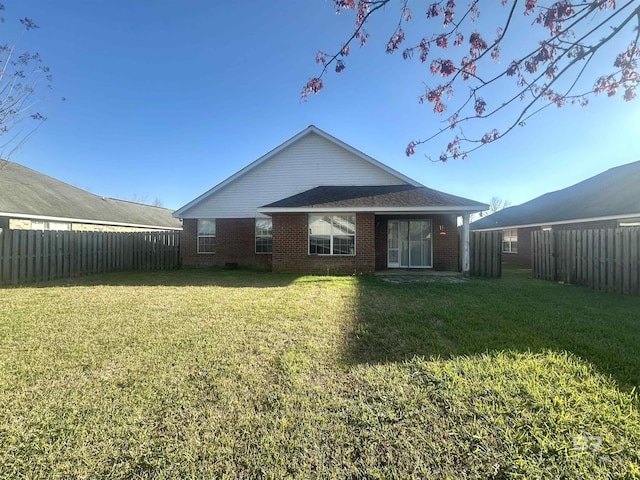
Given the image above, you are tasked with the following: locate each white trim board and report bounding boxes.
[260,206,486,214]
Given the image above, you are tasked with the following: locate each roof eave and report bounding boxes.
[259,205,487,214]
[0,211,183,231]
[470,212,640,231]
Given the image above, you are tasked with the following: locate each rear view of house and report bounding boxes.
[174,126,487,274]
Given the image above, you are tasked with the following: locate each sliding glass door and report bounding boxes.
[387,220,432,268]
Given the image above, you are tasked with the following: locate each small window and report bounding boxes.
[619,217,640,227]
[502,229,518,253]
[256,218,272,254]
[31,221,70,231]
[198,219,216,254]
[309,215,355,255]
[49,222,70,231]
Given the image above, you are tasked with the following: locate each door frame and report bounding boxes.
[387,219,433,268]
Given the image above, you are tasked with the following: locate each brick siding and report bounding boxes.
[181,218,271,270]
[501,226,535,268]
[432,214,459,271]
[271,212,376,274]
[183,213,460,274]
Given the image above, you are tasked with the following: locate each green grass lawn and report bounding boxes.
[1,268,639,479]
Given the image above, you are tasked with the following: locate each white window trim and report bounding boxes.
[255,218,273,254]
[502,228,518,254]
[197,219,216,254]
[31,220,71,231]
[619,217,640,227]
[308,214,356,256]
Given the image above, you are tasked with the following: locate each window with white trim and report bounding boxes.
[31,221,70,231]
[619,217,640,227]
[502,229,518,253]
[309,215,355,255]
[255,218,272,254]
[197,219,216,254]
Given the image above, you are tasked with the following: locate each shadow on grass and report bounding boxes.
[347,271,640,391]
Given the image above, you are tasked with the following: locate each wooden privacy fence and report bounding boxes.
[0,229,181,285]
[469,230,502,278]
[532,228,640,296]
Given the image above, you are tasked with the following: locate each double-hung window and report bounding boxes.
[309,215,355,255]
[502,229,518,253]
[255,218,272,254]
[197,219,216,254]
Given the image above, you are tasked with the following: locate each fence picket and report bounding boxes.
[0,230,180,286]
[470,231,501,278]
[533,227,640,296]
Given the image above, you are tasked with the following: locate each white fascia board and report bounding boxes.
[1,212,183,231]
[173,125,423,218]
[259,206,487,214]
[470,212,640,231]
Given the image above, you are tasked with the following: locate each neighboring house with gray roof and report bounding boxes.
[0,161,182,232]
[471,160,640,267]
[173,125,488,274]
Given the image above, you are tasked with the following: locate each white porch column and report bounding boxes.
[462,213,470,275]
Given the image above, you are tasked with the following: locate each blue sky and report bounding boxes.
[4,0,640,211]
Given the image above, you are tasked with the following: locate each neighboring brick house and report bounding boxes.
[471,160,640,268]
[0,161,182,232]
[173,126,488,274]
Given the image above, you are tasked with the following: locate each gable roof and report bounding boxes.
[173,125,422,218]
[0,161,182,230]
[472,160,640,230]
[261,185,487,213]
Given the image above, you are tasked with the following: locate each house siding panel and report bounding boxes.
[181,134,407,219]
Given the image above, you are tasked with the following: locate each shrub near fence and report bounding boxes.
[532,228,640,296]
[0,229,181,285]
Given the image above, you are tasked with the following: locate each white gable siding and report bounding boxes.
[183,133,408,219]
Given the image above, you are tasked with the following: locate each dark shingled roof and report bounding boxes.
[0,161,182,229]
[262,185,487,209]
[472,160,640,230]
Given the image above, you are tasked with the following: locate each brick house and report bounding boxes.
[471,160,640,268]
[173,126,488,274]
